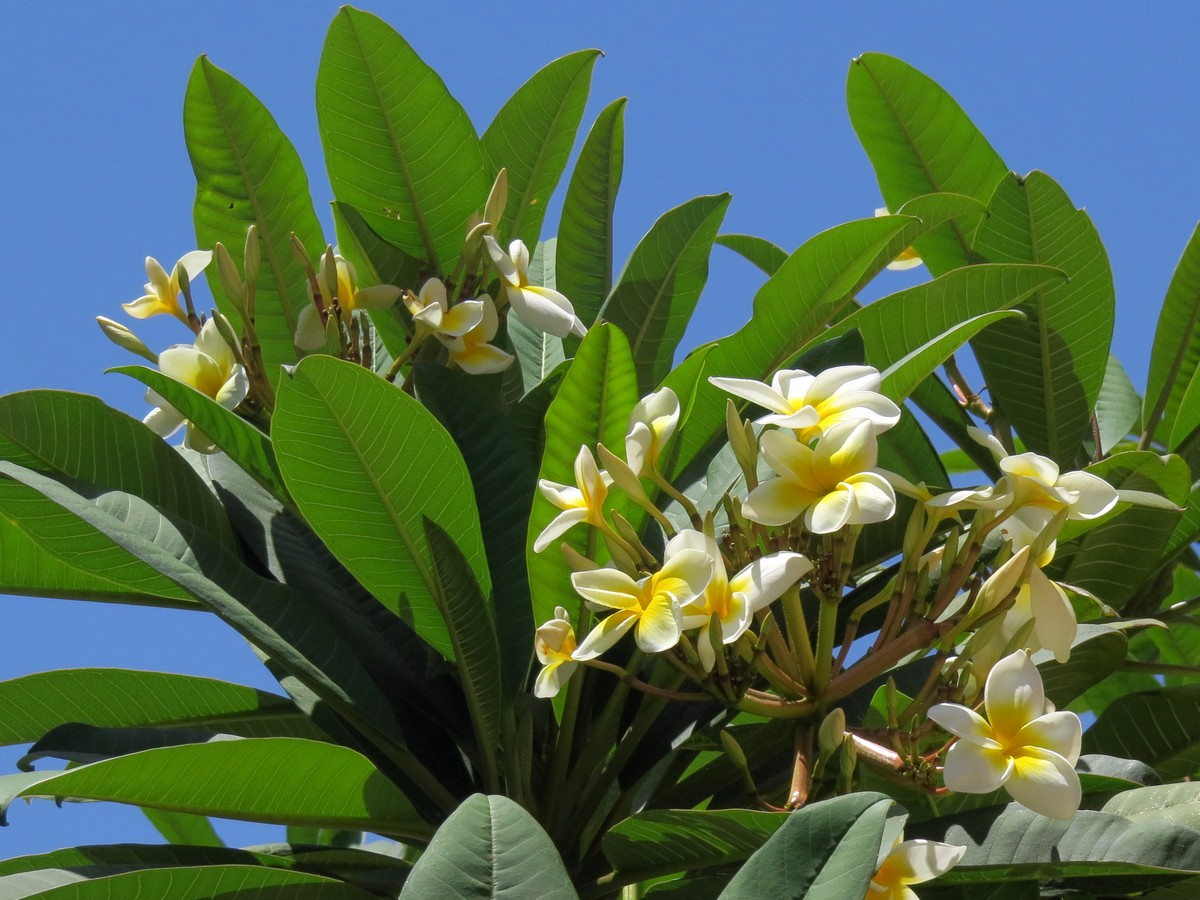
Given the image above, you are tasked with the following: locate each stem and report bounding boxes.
[781,585,815,685]
[1121,660,1200,676]
[583,659,713,702]
[826,617,953,704]
[786,723,814,809]
[649,469,703,529]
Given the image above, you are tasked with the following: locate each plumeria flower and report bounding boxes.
[868,835,964,900]
[666,530,811,671]
[441,294,514,375]
[884,473,1007,522]
[875,206,923,271]
[743,421,897,533]
[484,235,586,338]
[709,366,900,442]
[533,606,578,699]
[405,277,485,340]
[626,387,680,476]
[928,649,1082,819]
[143,318,249,454]
[294,253,402,350]
[122,251,212,324]
[533,446,613,553]
[571,548,713,658]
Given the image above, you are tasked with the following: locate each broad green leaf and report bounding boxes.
[879,310,1023,402]
[856,192,988,285]
[603,809,787,885]
[0,668,306,746]
[1035,624,1129,707]
[185,57,323,382]
[0,461,404,752]
[316,7,490,271]
[423,520,504,783]
[273,355,489,661]
[719,793,891,900]
[1162,482,1200,563]
[528,325,639,630]
[0,477,194,607]
[557,98,626,329]
[0,391,233,548]
[1147,222,1200,446]
[4,864,374,898]
[0,844,290,879]
[401,794,574,898]
[0,738,429,839]
[847,53,1007,273]
[716,233,788,276]
[1093,354,1142,454]
[911,376,1002,479]
[110,366,287,504]
[645,875,729,898]
[972,171,1116,464]
[1084,683,1200,780]
[601,193,731,392]
[413,365,536,698]
[1050,451,1188,608]
[1103,782,1200,830]
[143,808,225,847]
[482,50,601,247]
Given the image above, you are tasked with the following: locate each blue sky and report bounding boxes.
[2,1,1198,855]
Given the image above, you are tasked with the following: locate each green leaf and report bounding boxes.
[413,365,537,698]
[716,234,788,276]
[601,194,731,392]
[972,171,1116,464]
[557,98,626,329]
[719,793,891,900]
[316,7,490,272]
[0,844,290,879]
[273,355,489,661]
[603,809,787,885]
[1103,781,1200,830]
[0,737,429,839]
[847,53,1007,273]
[0,391,234,548]
[1146,222,1200,446]
[423,519,504,781]
[1093,354,1143,454]
[1084,684,1200,780]
[1162,482,1200,563]
[1050,451,1189,608]
[3,864,375,898]
[0,668,307,746]
[879,311,1024,402]
[110,366,287,503]
[400,794,575,899]
[142,808,225,847]
[528,325,638,630]
[1036,624,1129,708]
[185,57,323,382]
[482,50,601,247]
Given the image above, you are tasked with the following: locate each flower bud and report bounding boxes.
[244,225,261,285]
[818,708,846,756]
[970,545,1032,619]
[485,167,509,233]
[596,443,648,503]
[211,312,244,363]
[559,544,601,573]
[95,316,157,363]
[213,242,246,315]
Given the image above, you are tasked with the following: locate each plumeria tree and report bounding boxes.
[6,7,1200,898]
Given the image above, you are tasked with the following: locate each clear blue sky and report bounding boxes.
[2,1,1198,855]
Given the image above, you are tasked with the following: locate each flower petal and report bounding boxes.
[927,703,1001,748]
[1056,471,1119,519]
[887,839,966,883]
[455,342,514,374]
[294,304,327,351]
[984,650,1043,739]
[354,284,402,311]
[178,249,213,281]
[634,592,684,653]
[143,404,185,438]
[570,567,641,612]
[533,507,588,552]
[438,300,485,337]
[215,367,250,411]
[941,739,1011,794]
[484,236,520,286]
[729,551,812,614]
[1004,748,1081,819]
[1016,711,1082,766]
[807,486,854,534]
[743,478,809,526]
[707,376,790,415]
[573,609,639,660]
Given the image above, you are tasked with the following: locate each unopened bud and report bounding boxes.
[96,317,157,363]
[609,510,643,551]
[290,233,313,268]
[603,531,639,574]
[211,312,244,363]
[817,708,846,756]
[725,400,758,488]
[485,167,509,233]
[971,545,1031,618]
[322,246,339,305]
[720,729,749,772]
[243,225,261,284]
[213,243,246,314]
[596,443,648,502]
[559,544,601,573]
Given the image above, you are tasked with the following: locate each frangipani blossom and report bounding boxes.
[875,207,923,271]
[666,530,811,671]
[533,446,613,553]
[122,251,212,323]
[405,277,485,340]
[442,294,514,374]
[709,365,900,441]
[484,235,586,338]
[143,319,249,454]
[868,835,964,900]
[533,606,578,699]
[626,387,680,476]
[294,253,402,350]
[571,548,713,658]
[928,650,1082,819]
[743,421,897,533]
[884,472,1006,521]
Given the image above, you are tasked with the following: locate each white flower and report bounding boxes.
[868,835,964,900]
[441,294,514,375]
[405,277,485,340]
[122,251,212,324]
[294,253,402,350]
[143,319,249,454]
[875,206,923,272]
[484,236,586,338]
[928,650,1082,819]
[533,446,613,553]
[626,387,680,476]
[533,607,578,699]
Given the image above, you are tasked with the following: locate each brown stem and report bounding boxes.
[584,659,713,702]
[786,723,814,809]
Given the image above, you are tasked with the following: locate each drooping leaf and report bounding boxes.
[316,7,490,272]
[142,808,225,847]
[528,325,639,631]
[847,53,1007,273]
[400,794,574,899]
[1093,354,1143,454]
[273,355,489,661]
[1035,624,1129,708]
[718,793,891,900]
[715,234,788,276]
[972,171,1116,464]
[557,98,626,329]
[1084,683,1200,780]
[1146,222,1200,446]
[601,194,731,392]
[185,57,323,382]
[482,50,602,247]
